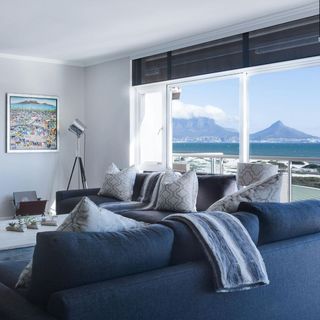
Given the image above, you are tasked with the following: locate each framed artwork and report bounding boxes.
[6,94,59,153]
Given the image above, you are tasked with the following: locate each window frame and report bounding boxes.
[132,55,320,169]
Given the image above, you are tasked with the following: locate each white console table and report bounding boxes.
[0,215,67,262]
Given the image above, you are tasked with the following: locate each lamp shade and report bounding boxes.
[237,162,278,187]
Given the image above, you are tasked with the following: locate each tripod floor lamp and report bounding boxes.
[67,119,88,190]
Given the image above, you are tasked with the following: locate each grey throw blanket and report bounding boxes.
[165,211,269,292]
[101,172,163,213]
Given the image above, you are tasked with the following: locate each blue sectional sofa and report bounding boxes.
[1,172,320,320]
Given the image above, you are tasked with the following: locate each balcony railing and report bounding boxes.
[173,153,320,202]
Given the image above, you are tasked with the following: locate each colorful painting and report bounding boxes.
[7,94,58,152]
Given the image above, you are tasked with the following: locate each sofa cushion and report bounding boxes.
[27,224,174,305]
[156,171,198,212]
[196,175,237,211]
[233,212,260,245]
[120,210,174,223]
[0,260,29,289]
[207,174,282,213]
[239,200,320,244]
[98,164,137,201]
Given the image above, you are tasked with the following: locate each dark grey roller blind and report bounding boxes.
[249,16,320,66]
[171,35,243,79]
[132,15,320,86]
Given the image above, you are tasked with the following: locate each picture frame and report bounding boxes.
[6,94,59,153]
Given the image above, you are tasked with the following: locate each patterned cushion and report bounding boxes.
[16,197,143,289]
[156,171,198,212]
[207,174,282,213]
[98,164,137,201]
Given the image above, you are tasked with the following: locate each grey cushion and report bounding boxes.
[207,174,282,213]
[98,164,137,201]
[27,225,174,305]
[156,171,198,212]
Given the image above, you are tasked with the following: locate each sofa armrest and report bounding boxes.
[56,188,100,214]
[0,283,56,320]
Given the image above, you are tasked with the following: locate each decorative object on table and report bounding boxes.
[67,119,88,190]
[6,94,58,153]
[237,162,278,188]
[25,217,39,230]
[41,214,58,226]
[13,191,47,216]
[6,216,25,232]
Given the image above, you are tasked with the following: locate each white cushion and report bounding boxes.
[207,173,283,213]
[156,170,198,212]
[98,163,137,201]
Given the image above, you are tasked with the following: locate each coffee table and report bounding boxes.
[0,214,67,262]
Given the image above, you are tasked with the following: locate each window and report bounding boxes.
[169,77,240,173]
[249,66,320,200]
[134,86,167,170]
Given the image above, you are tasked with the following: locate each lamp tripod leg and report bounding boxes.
[78,157,88,189]
[67,157,78,191]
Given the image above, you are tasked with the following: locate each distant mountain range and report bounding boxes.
[173,118,320,143]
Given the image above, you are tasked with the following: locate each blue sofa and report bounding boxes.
[1,200,320,320]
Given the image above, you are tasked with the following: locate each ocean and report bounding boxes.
[173,143,320,158]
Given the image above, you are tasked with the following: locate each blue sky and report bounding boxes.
[175,65,320,136]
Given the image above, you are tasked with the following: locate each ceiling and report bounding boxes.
[0,0,317,66]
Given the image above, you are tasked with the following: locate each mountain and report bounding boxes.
[250,121,320,142]
[173,117,238,142]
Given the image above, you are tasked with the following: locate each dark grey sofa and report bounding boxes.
[56,173,238,222]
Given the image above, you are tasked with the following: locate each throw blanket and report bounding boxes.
[101,172,164,213]
[165,211,269,292]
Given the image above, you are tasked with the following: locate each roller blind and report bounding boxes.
[132,15,320,86]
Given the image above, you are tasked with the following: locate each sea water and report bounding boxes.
[173,143,320,158]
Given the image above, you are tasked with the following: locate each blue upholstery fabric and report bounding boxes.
[0,283,56,320]
[0,260,29,289]
[161,220,205,264]
[233,211,259,245]
[47,233,320,320]
[28,225,173,305]
[239,200,320,244]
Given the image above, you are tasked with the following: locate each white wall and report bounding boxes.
[84,58,131,188]
[0,58,85,218]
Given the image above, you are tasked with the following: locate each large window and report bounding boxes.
[170,77,240,172]
[249,66,320,200]
[133,59,320,200]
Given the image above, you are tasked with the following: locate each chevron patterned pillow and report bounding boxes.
[156,170,198,212]
[98,163,137,201]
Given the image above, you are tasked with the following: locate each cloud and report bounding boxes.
[172,100,239,129]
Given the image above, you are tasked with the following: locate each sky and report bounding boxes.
[173,65,320,136]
